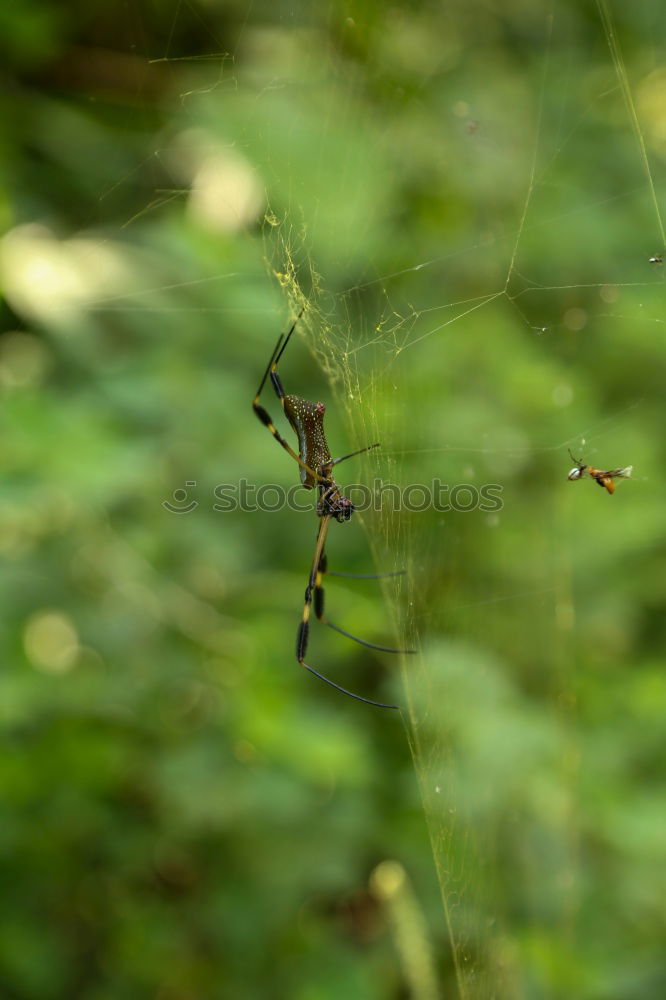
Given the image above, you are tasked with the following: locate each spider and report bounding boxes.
[252,308,410,709]
[567,449,633,495]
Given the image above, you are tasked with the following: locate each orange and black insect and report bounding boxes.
[567,449,633,495]
[253,308,411,709]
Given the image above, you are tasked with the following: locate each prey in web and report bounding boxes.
[567,449,633,495]
[252,307,412,709]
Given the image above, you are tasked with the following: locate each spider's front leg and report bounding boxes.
[252,331,303,468]
[252,313,322,484]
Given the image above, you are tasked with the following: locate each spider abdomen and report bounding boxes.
[283,394,332,488]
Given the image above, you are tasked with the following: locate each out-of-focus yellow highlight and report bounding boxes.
[371,860,439,1000]
[24,610,80,675]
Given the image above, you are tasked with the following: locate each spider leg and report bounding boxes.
[314,551,415,655]
[319,552,406,580]
[325,569,407,580]
[331,442,381,466]
[268,305,304,398]
[252,309,324,484]
[297,517,399,709]
[272,306,304,368]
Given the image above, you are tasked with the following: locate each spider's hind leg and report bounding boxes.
[296,518,399,709]
[314,551,415,655]
[319,551,407,581]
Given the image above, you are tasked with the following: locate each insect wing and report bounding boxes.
[603,465,633,480]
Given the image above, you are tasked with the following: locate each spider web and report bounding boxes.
[254,6,665,993]
[3,0,665,997]
[259,4,666,994]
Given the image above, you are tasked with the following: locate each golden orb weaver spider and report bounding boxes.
[252,308,410,709]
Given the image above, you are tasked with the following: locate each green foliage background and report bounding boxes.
[1,1,665,998]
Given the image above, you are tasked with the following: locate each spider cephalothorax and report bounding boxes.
[252,308,412,707]
[317,481,354,522]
